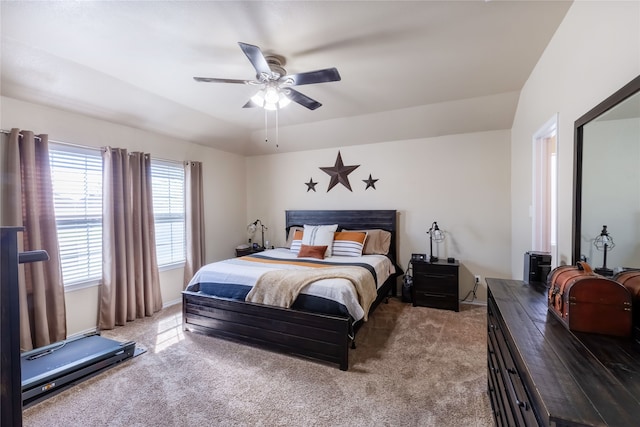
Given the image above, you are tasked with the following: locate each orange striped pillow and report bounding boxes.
[285,226,303,249]
[289,229,304,253]
[332,231,367,257]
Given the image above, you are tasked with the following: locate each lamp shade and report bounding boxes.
[251,87,291,110]
[594,225,615,251]
[247,223,257,240]
[247,219,267,248]
[427,221,445,262]
[264,87,279,104]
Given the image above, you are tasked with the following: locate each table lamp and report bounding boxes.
[427,221,445,262]
[593,225,615,276]
[247,219,267,249]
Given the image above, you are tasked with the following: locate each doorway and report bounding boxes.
[532,114,558,268]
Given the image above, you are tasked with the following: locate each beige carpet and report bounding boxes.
[23,299,493,426]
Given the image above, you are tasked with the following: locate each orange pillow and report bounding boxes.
[285,226,304,249]
[289,230,304,253]
[297,244,328,260]
[332,231,367,257]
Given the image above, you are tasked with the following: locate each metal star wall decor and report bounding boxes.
[305,177,318,192]
[319,151,360,192]
[363,174,379,190]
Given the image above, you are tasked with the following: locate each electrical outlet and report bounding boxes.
[474,275,481,285]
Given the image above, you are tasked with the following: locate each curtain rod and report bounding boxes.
[0,129,181,164]
[1,128,90,150]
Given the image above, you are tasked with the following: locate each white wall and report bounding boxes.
[0,96,247,335]
[246,130,512,302]
[510,1,640,277]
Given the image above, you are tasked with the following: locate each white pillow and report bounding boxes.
[302,224,338,257]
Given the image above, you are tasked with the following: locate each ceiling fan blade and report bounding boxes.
[285,88,322,110]
[193,77,251,84]
[282,68,341,86]
[238,42,272,77]
[242,99,258,108]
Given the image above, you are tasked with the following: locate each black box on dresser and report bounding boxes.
[411,259,459,312]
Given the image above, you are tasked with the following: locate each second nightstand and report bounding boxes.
[411,259,459,312]
[235,246,264,257]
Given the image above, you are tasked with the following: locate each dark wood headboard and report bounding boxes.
[285,210,398,263]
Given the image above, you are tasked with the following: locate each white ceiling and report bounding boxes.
[1,1,572,156]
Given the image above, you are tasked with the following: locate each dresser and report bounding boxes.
[487,278,640,426]
[411,259,459,311]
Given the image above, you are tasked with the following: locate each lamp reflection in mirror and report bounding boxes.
[427,221,445,262]
[594,225,615,276]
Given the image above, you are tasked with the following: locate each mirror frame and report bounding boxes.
[572,74,640,265]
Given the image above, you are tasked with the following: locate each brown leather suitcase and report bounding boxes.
[614,269,640,332]
[547,262,632,337]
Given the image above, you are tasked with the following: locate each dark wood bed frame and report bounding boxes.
[182,209,401,370]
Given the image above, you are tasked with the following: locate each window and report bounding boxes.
[49,144,103,287]
[49,145,186,287]
[151,160,185,267]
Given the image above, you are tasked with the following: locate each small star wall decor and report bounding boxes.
[305,177,318,192]
[319,151,360,192]
[363,174,379,190]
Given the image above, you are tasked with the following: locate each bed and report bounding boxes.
[182,209,402,370]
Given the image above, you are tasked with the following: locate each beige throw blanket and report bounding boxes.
[245,266,378,321]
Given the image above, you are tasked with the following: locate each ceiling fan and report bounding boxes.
[193,42,341,111]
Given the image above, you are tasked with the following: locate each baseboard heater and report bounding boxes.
[21,333,136,407]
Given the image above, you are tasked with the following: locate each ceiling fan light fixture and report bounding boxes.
[264,86,280,104]
[277,92,291,108]
[250,90,265,107]
[252,87,291,110]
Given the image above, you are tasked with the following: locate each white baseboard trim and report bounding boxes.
[67,299,180,340]
[163,298,182,309]
[67,327,99,340]
[460,299,487,307]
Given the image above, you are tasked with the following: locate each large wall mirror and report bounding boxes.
[573,74,640,273]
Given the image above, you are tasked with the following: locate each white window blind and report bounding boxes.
[49,145,185,284]
[151,160,185,266]
[49,144,103,286]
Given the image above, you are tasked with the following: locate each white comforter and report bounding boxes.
[186,248,395,322]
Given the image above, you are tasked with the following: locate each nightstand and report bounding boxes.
[235,247,264,257]
[411,259,459,312]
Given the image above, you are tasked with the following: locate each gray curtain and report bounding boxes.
[99,148,162,329]
[183,160,205,287]
[0,128,66,350]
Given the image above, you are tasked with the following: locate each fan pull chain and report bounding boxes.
[262,108,280,148]
[264,108,268,143]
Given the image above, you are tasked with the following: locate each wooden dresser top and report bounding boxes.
[487,278,640,426]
